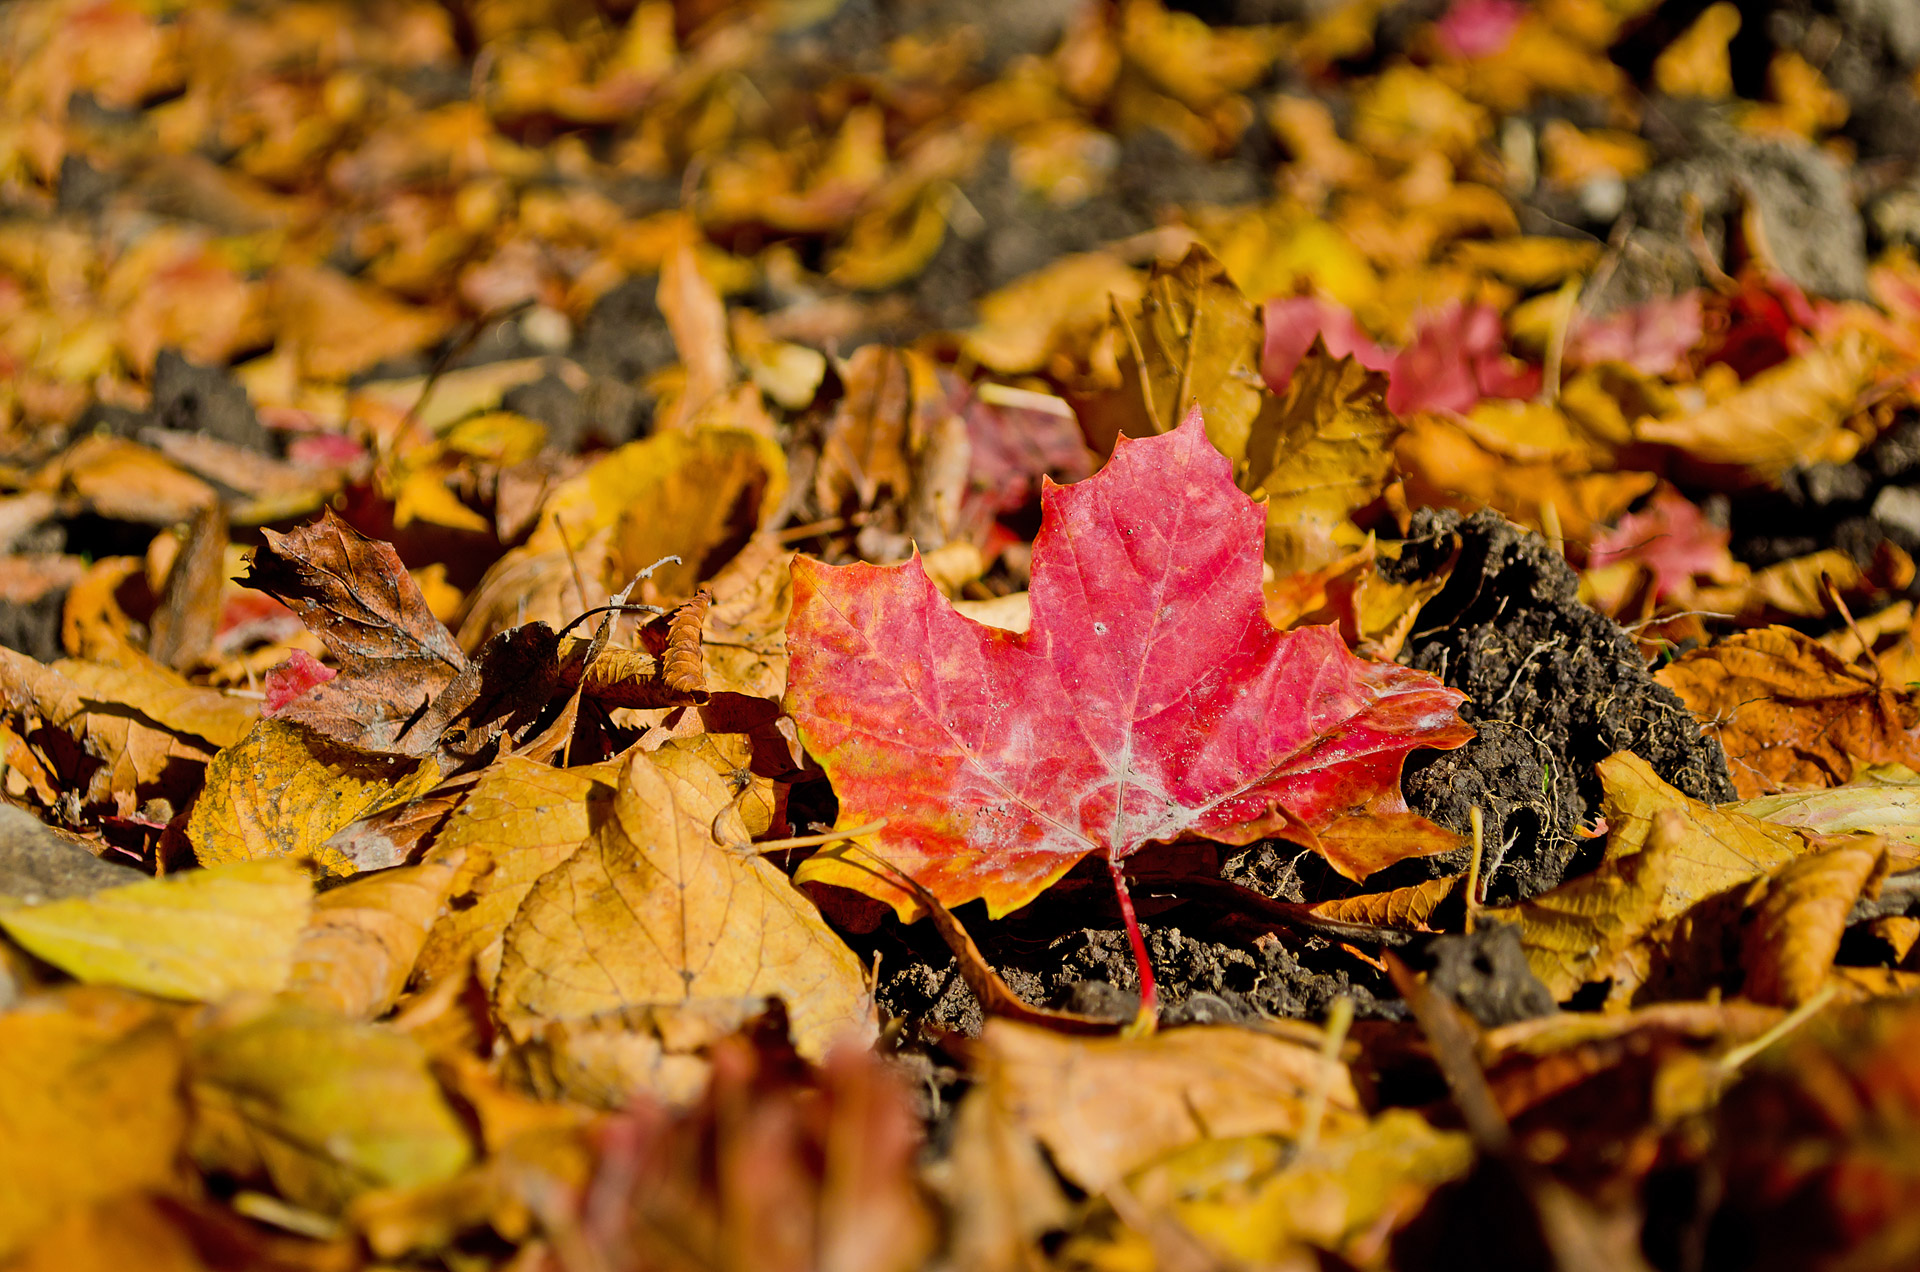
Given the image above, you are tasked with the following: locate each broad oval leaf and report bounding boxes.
[786,409,1471,919]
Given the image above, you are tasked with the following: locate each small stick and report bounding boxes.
[1537,499,1564,560]
[1465,806,1486,931]
[1822,570,1886,686]
[734,819,889,855]
[1714,982,1836,1075]
[1297,996,1355,1154]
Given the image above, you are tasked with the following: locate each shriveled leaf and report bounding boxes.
[413,756,623,991]
[188,718,442,875]
[0,988,187,1258]
[1656,626,1920,796]
[787,410,1471,921]
[0,860,311,1001]
[188,1002,472,1214]
[492,747,872,1059]
[244,510,468,753]
[284,852,465,1019]
[700,535,793,699]
[1242,343,1400,578]
[1742,840,1886,1008]
[978,1018,1363,1194]
[1297,873,1461,933]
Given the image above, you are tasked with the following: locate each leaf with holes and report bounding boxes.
[785,409,1471,1012]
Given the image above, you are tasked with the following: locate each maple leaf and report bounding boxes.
[786,409,1471,1013]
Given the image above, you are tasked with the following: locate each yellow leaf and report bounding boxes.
[414,756,622,991]
[188,1002,473,1214]
[0,988,187,1258]
[1636,329,1885,482]
[977,1019,1362,1193]
[1653,1,1739,99]
[1089,1110,1472,1268]
[1596,752,1802,898]
[0,860,311,1001]
[529,427,788,602]
[1107,244,1268,462]
[1742,840,1886,1008]
[188,719,442,876]
[963,251,1144,375]
[492,747,873,1060]
[1481,816,1679,1001]
[1242,345,1399,577]
[285,852,466,1019]
[392,465,492,535]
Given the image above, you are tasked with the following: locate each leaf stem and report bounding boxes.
[1109,855,1157,1033]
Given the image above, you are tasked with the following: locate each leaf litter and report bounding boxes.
[9,0,1920,1267]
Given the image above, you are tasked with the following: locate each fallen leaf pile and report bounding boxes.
[10,0,1920,1267]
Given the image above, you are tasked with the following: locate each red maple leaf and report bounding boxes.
[785,410,1472,1012]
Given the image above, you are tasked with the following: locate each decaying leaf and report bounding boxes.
[492,746,873,1059]
[0,859,311,1001]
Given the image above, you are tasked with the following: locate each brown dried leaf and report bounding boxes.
[147,502,227,672]
[664,588,711,694]
[1656,626,1920,797]
[492,746,873,1060]
[244,511,469,753]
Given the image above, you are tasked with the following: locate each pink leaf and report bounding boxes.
[1262,297,1394,393]
[1435,0,1525,58]
[1567,292,1706,376]
[263,649,337,715]
[785,408,1472,926]
[1587,487,1736,601]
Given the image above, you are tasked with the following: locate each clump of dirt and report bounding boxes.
[1380,507,1738,905]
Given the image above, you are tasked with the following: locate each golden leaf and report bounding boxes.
[0,860,311,1001]
[1742,840,1886,1008]
[1243,344,1399,577]
[188,719,442,875]
[492,747,873,1059]
[1596,753,1803,905]
[0,988,187,1258]
[187,1001,472,1214]
[1108,244,1268,462]
[976,1019,1362,1194]
[414,756,621,991]
[284,852,466,1019]
[962,251,1144,375]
